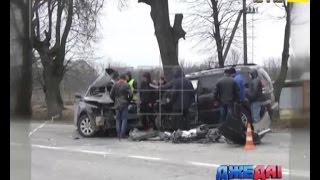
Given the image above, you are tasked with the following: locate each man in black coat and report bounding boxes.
[170,67,195,130]
[214,69,240,124]
[139,72,157,130]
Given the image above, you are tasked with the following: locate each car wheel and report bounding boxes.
[77,114,96,137]
[241,112,249,126]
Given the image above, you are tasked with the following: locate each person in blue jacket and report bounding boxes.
[229,67,247,120]
[229,67,245,102]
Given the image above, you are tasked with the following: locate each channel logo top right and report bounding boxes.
[253,0,310,3]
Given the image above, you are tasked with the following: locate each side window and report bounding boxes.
[258,68,273,92]
[198,74,223,95]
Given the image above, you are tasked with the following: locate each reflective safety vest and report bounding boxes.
[128,79,138,101]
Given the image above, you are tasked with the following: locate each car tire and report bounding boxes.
[77,114,97,137]
[240,108,251,126]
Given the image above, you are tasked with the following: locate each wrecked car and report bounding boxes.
[185,64,277,133]
[74,69,142,137]
[153,64,275,143]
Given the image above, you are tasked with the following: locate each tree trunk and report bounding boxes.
[39,52,64,119]
[211,0,224,67]
[12,1,33,119]
[14,37,33,118]
[139,0,186,81]
[274,3,292,103]
[44,72,63,119]
[273,3,292,120]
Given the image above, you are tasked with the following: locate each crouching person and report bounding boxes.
[110,74,133,140]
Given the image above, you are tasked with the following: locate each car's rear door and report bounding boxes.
[257,68,274,105]
[197,73,223,124]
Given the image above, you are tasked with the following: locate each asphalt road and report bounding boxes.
[11,121,310,180]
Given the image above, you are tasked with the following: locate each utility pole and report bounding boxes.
[247,7,258,63]
[243,0,248,65]
[223,10,243,61]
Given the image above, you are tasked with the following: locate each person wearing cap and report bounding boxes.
[213,69,240,123]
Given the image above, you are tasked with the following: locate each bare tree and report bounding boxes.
[184,0,243,67]
[263,58,281,81]
[274,2,293,103]
[137,0,186,81]
[10,0,33,118]
[225,48,240,66]
[32,0,104,118]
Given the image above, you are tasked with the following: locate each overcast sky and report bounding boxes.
[93,0,310,68]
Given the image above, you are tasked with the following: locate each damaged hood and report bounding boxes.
[84,93,114,105]
[90,68,116,88]
[84,68,117,104]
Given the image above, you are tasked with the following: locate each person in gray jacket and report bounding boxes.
[246,69,264,122]
[110,74,133,140]
[214,69,240,123]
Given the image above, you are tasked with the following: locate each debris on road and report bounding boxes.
[129,128,160,141]
[129,125,225,144]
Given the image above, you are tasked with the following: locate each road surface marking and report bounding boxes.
[32,144,111,155]
[29,121,48,137]
[32,144,310,178]
[32,144,65,150]
[187,161,220,168]
[78,149,110,155]
[10,142,23,146]
[128,155,163,161]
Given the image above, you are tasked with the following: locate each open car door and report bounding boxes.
[218,110,261,145]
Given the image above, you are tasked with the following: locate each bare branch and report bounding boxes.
[138,0,151,6]
[55,0,63,46]
[61,0,73,50]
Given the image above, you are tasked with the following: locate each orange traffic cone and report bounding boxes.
[244,123,256,150]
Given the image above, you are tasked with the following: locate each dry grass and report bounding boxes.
[271,118,290,130]
[65,100,74,106]
[272,116,310,130]
[32,102,74,122]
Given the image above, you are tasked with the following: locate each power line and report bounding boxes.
[247,6,258,64]
[252,11,254,64]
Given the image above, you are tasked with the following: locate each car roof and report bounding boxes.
[186,63,260,80]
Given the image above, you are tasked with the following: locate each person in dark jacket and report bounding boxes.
[246,69,264,123]
[139,72,157,130]
[214,69,240,124]
[170,67,195,130]
[110,74,133,140]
